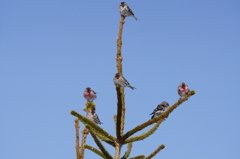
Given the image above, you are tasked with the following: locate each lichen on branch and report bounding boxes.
[145,144,165,159]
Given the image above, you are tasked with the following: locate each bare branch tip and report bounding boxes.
[190,90,196,95]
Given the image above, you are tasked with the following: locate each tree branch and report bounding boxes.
[70,110,115,141]
[87,125,113,159]
[74,118,80,159]
[145,144,165,159]
[116,86,125,139]
[79,127,88,159]
[114,115,117,127]
[116,16,125,74]
[122,90,195,141]
[114,142,121,159]
[124,116,162,144]
[121,142,132,159]
[95,132,116,147]
[128,155,145,159]
[115,16,126,140]
[84,144,105,159]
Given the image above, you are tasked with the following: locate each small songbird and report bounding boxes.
[150,101,170,119]
[119,2,139,21]
[86,109,103,125]
[178,82,190,98]
[113,73,136,90]
[83,87,97,101]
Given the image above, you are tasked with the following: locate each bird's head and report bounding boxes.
[86,87,91,92]
[181,83,186,88]
[115,73,120,78]
[120,2,125,6]
[161,101,169,106]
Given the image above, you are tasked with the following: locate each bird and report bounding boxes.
[178,82,190,98]
[150,101,170,119]
[119,2,139,21]
[113,73,136,90]
[83,87,97,101]
[86,109,103,125]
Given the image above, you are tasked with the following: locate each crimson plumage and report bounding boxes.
[178,82,190,97]
[83,87,97,101]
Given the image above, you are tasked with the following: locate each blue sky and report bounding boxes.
[1,0,240,158]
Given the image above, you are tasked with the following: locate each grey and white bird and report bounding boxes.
[150,101,170,119]
[119,2,139,21]
[83,87,97,101]
[86,109,102,125]
[114,73,136,90]
[178,82,190,98]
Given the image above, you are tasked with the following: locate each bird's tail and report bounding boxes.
[133,16,139,21]
[128,85,136,90]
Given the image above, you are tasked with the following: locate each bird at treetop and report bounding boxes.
[83,87,97,101]
[119,2,139,21]
[178,82,190,98]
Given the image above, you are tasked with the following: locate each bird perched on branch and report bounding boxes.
[150,101,170,119]
[119,2,139,21]
[178,82,190,98]
[114,73,136,90]
[86,109,102,125]
[83,87,97,101]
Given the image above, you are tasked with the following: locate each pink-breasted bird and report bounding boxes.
[150,101,170,119]
[119,2,139,21]
[86,109,103,125]
[83,87,97,101]
[178,82,190,98]
[114,73,136,90]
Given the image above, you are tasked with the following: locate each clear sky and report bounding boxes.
[1,0,240,158]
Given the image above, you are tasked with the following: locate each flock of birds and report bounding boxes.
[83,73,190,125]
[82,2,190,124]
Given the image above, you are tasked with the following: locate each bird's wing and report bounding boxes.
[122,76,131,85]
[93,113,102,124]
[127,6,135,16]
